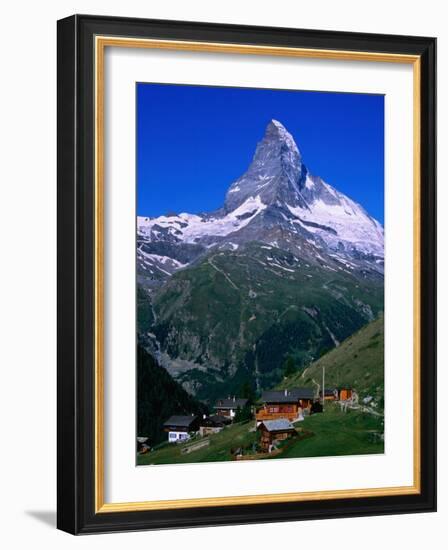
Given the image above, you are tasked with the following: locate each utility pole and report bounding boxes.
[322,366,325,412]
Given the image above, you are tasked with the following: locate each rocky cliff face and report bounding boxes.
[224,119,308,212]
[137,120,384,402]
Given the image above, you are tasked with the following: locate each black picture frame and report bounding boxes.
[57,14,436,534]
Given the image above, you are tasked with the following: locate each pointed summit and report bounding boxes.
[138,119,384,268]
[265,119,301,156]
[259,119,302,158]
[224,120,307,212]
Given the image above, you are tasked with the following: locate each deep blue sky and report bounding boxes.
[137,83,384,224]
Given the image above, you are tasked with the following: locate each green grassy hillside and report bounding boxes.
[277,315,384,404]
[278,404,383,459]
[150,244,383,401]
[138,420,256,465]
[137,403,383,466]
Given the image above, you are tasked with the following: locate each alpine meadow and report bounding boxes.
[136,84,384,464]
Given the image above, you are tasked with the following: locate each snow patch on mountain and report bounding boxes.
[137,119,384,273]
[138,195,267,244]
[138,250,187,268]
[286,190,384,256]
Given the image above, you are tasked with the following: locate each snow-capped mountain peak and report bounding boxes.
[224,119,306,212]
[268,119,301,155]
[137,120,384,276]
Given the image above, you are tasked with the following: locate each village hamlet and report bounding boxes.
[136,371,381,465]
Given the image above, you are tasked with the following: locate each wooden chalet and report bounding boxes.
[255,388,315,423]
[338,386,354,401]
[257,419,296,452]
[214,397,248,419]
[199,414,230,437]
[320,387,339,401]
[163,415,199,443]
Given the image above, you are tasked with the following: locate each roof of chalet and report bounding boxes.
[200,414,229,427]
[258,419,295,432]
[321,388,338,395]
[211,414,231,423]
[163,415,198,428]
[214,397,248,409]
[261,388,315,403]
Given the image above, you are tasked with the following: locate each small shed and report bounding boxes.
[163,415,199,443]
[257,419,296,452]
[136,436,150,454]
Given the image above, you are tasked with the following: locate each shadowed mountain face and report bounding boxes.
[137,345,208,445]
[137,120,384,402]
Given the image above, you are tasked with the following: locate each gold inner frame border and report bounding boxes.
[94,35,421,513]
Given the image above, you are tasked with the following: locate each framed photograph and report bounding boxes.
[57,14,436,534]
